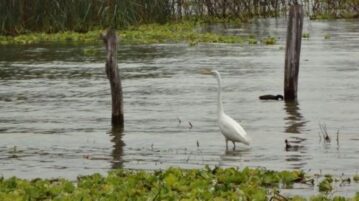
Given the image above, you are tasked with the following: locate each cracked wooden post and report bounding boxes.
[284,4,303,101]
[102,29,124,127]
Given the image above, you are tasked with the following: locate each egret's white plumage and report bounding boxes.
[211,70,250,150]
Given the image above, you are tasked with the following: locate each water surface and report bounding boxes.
[0,18,358,195]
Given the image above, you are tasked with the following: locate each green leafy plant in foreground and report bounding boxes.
[1,167,358,201]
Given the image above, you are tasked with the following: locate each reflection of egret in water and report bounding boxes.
[283,101,310,169]
[109,126,125,169]
[218,148,251,167]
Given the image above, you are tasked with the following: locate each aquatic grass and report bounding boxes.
[0,30,103,45]
[118,21,248,45]
[324,34,331,40]
[318,179,333,193]
[0,167,358,200]
[262,36,277,45]
[0,21,262,46]
[354,175,359,183]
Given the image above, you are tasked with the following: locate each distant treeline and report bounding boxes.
[1,0,358,35]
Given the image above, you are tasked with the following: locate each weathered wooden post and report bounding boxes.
[102,29,124,127]
[284,3,303,101]
[110,126,124,168]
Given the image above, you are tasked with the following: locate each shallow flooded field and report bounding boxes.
[0,18,358,195]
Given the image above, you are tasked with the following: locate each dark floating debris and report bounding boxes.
[259,94,284,100]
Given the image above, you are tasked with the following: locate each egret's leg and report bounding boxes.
[232,141,236,151]
[225,139,228,150]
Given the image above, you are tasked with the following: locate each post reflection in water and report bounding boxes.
[109,126,125,169]
[284,101,307,134]
[283,101,309,169]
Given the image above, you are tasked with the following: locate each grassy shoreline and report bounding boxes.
[1,167,358,201]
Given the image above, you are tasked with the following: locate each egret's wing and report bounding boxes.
[220,114,251,145]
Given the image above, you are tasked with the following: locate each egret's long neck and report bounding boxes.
[214,72,224,115]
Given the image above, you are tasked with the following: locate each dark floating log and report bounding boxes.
[284,4,304,101]
[102,29,124,127]
[259,94,284,100]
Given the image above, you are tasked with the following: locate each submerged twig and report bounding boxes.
[336,129,340,148]
[318,132,322,143]
[319,123,330,143]
[269,191,288,201]
[177,117,181,126]
[188,121,193,129]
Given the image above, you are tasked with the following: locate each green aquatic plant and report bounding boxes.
[324,174,334,183]
[303,32,310,38]
[0,168,357,200]
[290,195,307,201]
[324,34,331,40]
[248,35,258,45]
[354,175,359,183]
[310,13,336,20]
[0,21,264,46]
[82,47,98,56]
[318,178,333,192]
[262,36,277,45]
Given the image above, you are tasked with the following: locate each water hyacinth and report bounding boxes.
[1,167,358,200]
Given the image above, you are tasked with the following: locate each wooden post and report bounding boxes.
[110,126,124,168]
[102,29,124,127]
[284,4,303,101]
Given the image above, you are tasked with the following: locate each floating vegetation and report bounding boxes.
[0,30,102,45]
[354,175,359,183]
[303,32,310,39]
[0,21,271,46]
[82,47,98,56]
[318,177,333,192]
[0,167,358,200]
[248,35,258,45]
[262,36,277,45]
[324,34,331,40]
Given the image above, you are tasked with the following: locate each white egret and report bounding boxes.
[206,70,251,150]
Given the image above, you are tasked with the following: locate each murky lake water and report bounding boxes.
[1,18,358,195]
